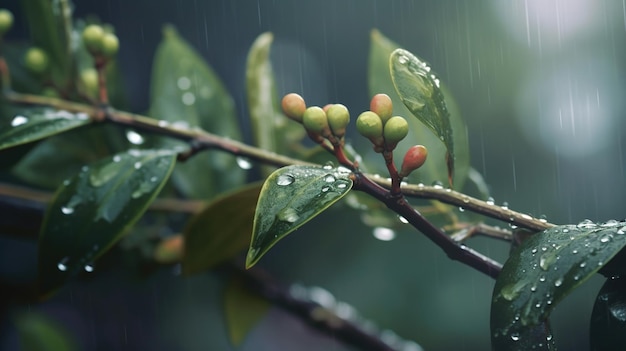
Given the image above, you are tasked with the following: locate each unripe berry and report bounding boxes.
[82,24,105,53]
[383,116,409,149]
[80,68,98,96]
[326,104,350,138]
[281,93,306,122]
[100,32,119,57]
[356,111,384,148]
[370,93,393,124]
[399,145,428,178]
[0,9,14,35]
[24,47,49,75]
[302,106,330,136]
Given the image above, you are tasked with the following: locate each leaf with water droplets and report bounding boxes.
[0,106,92,152]
[149,25,244,198]
[590,278,626,350]
[368,30,469,190]
[246,165,353,268]
[223,276,271,346]
[245,32,305,177]
[390,48,456,187]
[491,221,626,350]
[38,149,176,296]
[183,182,262,275]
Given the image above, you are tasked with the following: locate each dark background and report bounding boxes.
[2,0,626,350]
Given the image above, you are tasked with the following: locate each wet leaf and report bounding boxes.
[224,276,271,346]
[491,220,626,350]
[38,149,176,296]
[590,278,626,351]
[0,107,92,152]
[390,48,455,187]
[183,182,262,275]
[14,311,77,351]
[246,32,304,176]
[368,29,469,189]
[246,165,353,268]
[149,25,244,199]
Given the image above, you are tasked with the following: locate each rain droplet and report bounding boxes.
[501,202,509,210]
[617,226,626,234]
[458,207,465,212]
[57,257,69,271]
[177,76,191,90]
[510,333,520,341]
[572,249,578,254]
[461,196,470,203]
[554,278,563,287]
[539,276,546,282]
[321,185,330,192]
[182,92,196,105]
[373,227,396,241]
[432,181,444,189]
[324,174,336,183]
[277,208,299,223]
[11,115,28,127]
[126,130,144,145]
[398,216,409,224]
[579,262,587,268]
[337,182,348,189]
[398,55,409,64]
[486,197,495,205]
[61,206,74,215]
[277,174,295,186]
[530,285,537,292]
[84,264,94,272]
[236,156,252,170]
[600,235,611,243]
[531,248,538,254]
[602,220,619,227]
[323,163,333,170]
[134,162,142,169]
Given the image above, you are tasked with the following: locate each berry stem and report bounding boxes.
[382,150,402,195]
[94,57,109,105]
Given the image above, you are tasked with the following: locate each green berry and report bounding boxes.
[356,111,384,147]
[370,93,393,124]
[399,145,428,178]
[383,116,409,148]
[326,104,350,138]
[81,68,98,96]
[281,93,306,122]
[302,106,330,135]
[24,47,49,74]
[101,32,119,57]
[82,24,105,53]
[0,9,14,35]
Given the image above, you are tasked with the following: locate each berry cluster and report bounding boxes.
[281,93,351,144]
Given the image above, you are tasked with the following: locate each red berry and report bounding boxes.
[399,145,428,178]
[370,93,393,124]
[281,93,306,122]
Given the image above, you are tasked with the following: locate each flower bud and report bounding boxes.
[0,9,14,35]
[326,104,350,138]
[356,111,384,148]
[82,24,105,53]
[383,116,409,149]
[302,106,330,136]
[100,32,119,57]
[24,47,49,75]
[370,93,393,124]
[399,145,428,178]
[281,93,306,122]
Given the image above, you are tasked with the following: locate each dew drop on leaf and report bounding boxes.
[57,257,69,271]
[372,227,396,241]
[324,174,336,183]
[276,174,295,186]
[61,206,74,215]
[177,76,191,90]
[277,208,299,223]
[11,115,28,127]
[236,156,253,170]
[84,264,94,272]
[126,130,144,145]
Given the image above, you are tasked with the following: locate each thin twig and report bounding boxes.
[449,223,513,242]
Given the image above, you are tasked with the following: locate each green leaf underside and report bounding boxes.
[246,165,353,268]
[183,182,262,275]
[590,278,626,351]
[368,30,469,190]
[15,311,77,351]
[491,220,626,350]
[149,26,244,199]
[389,48,455,187]
[38,149,176,296]
[224,276,271,346]
[0,107,92,151]
[245,32,305,176]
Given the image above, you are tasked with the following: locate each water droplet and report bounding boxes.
[458,207,465,212]
[182,92,196,105]
[373,227,396,241]
[521,213,533,220]
[236,156,252,170]
[324,174,336,183]
[277,174,295,186]
[84,264,94,272]
[113,155,121,162]
[530,285,537,292]
[486,197,495,205]
[11,115,28,127]
[177,76,191,90]
[511,333,520,341]
[398,216,409,224]
[126,130,144,145]
[546,334,553,341]
[337,182,348,189]
[602,220,619,227]
[323,163,333,170]
[501,202,509,210]
[277,208,299,223]
[617,226,626,234]
[563,228,569,233]
[579,262,587,268]
[398,55,409,64]
[158,120,169,127]
[134,161,142,169]
[417,183,425,188]
[539,253,556,271]
[61,206,74,215]
[541,246,548,252]
[572,249,578,254]
[539,215,548,223]
[600,235,611,243]
[577,219,595,228]
[432,181,444,189]
[461,196,470,203]
[539,276,546,282]
[321,185,330,193]
[554,278,563,287]
[531,248,538,254]
[57,257,69,271]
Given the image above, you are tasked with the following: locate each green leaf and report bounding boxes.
[183,182,262,275]
[590,278,626,351]
[38,149,176,296]
[21,0,69,77]
[368,29,469,189]
[14,311,77,351]
[246,165,353,268]
[390,48,455,187]
[491,220,626,350]
[149,25,244,199]
[245,32,305,176]
[0,107,92,151]
[224,276,271,346]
